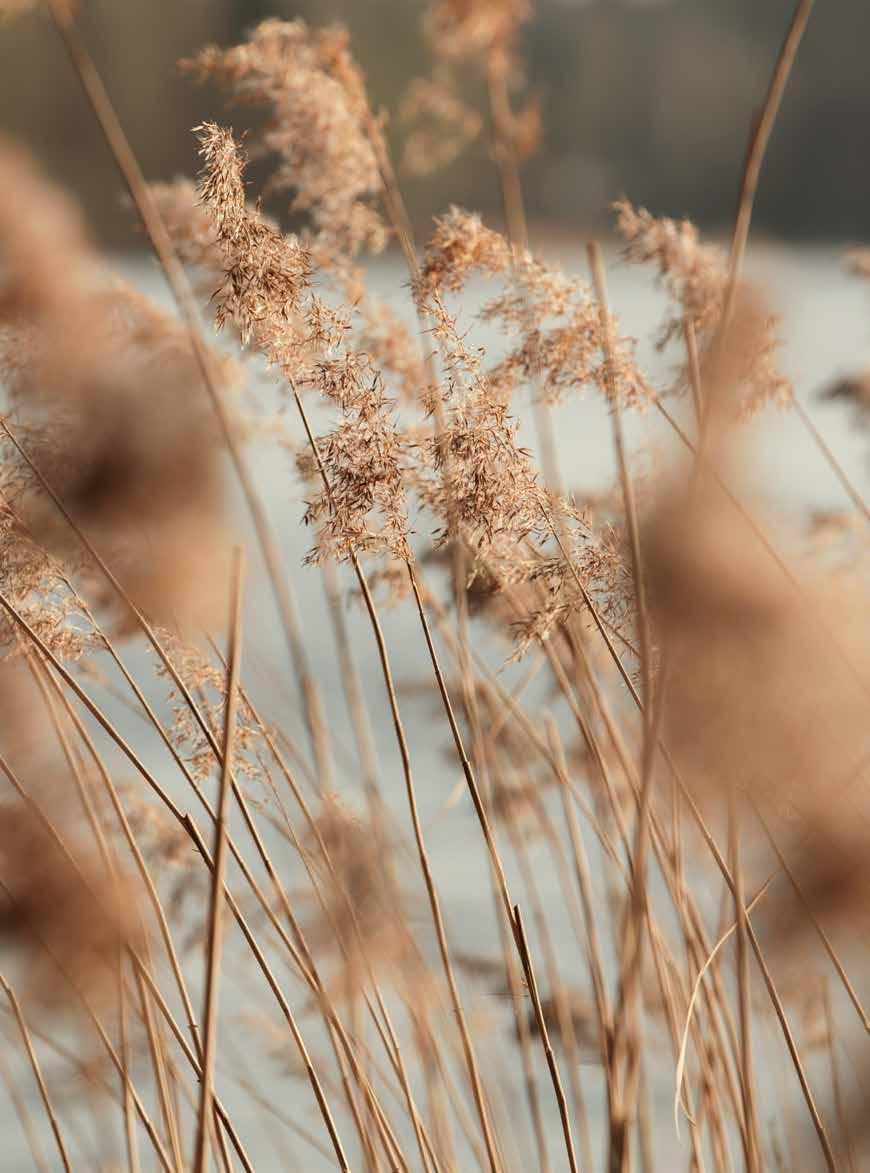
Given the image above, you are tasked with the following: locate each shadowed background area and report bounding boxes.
[2,0,869,244]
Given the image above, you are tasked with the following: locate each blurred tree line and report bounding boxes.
[1,0,867,244]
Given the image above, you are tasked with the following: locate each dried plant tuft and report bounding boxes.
[0,804,142,1013]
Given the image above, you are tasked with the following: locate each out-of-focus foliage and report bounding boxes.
[1,0,868,242]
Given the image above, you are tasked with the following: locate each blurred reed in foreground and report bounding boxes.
[0,2,867,1171]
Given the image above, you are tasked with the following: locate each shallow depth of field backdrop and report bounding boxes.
[0,2,868,1172]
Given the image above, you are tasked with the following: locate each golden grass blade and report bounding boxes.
[674,879,773,1139]
[193,549,245,1173]
[720,0,868,520]
[0,975,73,1173]
[512,905,580,1173]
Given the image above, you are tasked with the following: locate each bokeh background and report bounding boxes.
[3,0,869,245]
[1,6,869,1171]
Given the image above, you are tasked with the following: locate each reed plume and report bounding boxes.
[0,4,865,1172]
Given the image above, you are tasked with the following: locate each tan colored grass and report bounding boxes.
[0,3,866,1172]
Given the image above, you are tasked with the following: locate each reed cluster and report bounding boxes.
[0,1,867,1170]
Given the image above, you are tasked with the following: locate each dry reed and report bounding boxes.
[0,1,865,1171]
